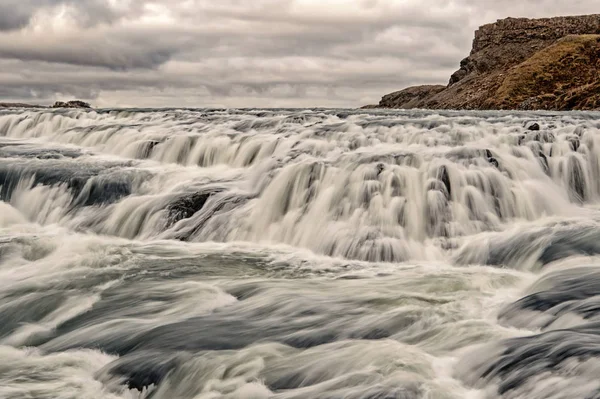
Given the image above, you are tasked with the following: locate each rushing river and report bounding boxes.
[1,107,600,399]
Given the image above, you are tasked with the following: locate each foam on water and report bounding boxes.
[2,107,600,398]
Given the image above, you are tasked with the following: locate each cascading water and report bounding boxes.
[2,107,600,398]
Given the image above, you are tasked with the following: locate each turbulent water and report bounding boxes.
[2,107,600,398]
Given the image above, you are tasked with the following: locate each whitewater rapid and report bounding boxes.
[1,107,600,398]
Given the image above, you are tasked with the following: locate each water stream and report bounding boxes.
[1,107,600,398]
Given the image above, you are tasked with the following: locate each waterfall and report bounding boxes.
[2,107,600,399]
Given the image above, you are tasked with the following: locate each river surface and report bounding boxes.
[1,108,600,399]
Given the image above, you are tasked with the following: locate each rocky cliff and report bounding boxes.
[374,15,600,110]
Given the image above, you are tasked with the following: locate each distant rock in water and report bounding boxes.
[0,103,45,108]
[0,100,93,109]
[369,14,600,111]
[52,100,92,109]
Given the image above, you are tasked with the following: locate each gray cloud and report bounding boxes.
[0,32,176,69]
[0,4,33,31]
[0,0,120,31]
[0,0,598,107]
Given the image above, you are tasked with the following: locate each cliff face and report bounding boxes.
[376,14,600,110]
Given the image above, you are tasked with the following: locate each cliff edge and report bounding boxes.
[373,15,600,110]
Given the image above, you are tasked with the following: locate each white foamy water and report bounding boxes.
[1,107,600,398]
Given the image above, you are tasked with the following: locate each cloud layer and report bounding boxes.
[0,0,599,107]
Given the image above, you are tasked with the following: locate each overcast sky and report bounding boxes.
[0,0,598,108]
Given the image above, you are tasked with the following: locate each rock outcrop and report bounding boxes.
[371,14,600,111]
[378,85,446,109]
[0,100,93,109]
[52,100,92,109]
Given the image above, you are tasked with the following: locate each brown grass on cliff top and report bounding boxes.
[489,34,600,110]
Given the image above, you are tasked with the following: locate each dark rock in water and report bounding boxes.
[566,154,586,202]
[436,165,452,199]
[426,180,449,199]
[100,351,188,392]
[0,162,133,207]
[283,115,307,124]
[140,140,160,158]
[52,100,92,109]
[537,151,549,173]
[567,136,581,151]
[426,167,453,237]
[0,102,45,109]
[168,191,252,242]
[485,149,499,168]
[167,191,221,226]
[531,131,555,143]
[168,193,210,223]
[71,177,133,207]
[526,122,541,131]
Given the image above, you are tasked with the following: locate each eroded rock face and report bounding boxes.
[451,15,600,86]
[372,14,600,111]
